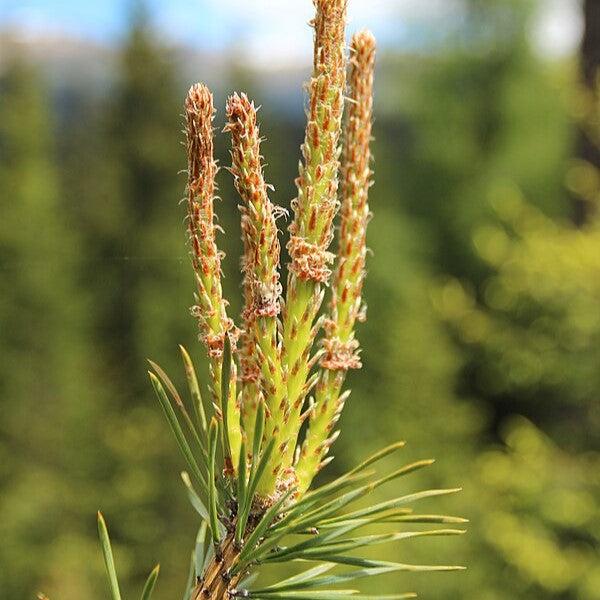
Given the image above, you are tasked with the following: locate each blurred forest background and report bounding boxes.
[1,0,599,598]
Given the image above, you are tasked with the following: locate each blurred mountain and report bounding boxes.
[0,28,115,96]
[0,27,307,113]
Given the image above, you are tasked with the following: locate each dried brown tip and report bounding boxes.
[351,29,376,59]
[184,83,232,358]
[185,83,216,202]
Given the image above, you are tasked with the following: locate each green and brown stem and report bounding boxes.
[191,533,242,600]
[225,93,288,495]
[185,84,236,462]
[297,30,376,492]
[279,0,348,478]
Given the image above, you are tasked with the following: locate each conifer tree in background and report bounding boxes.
[392,0,569,284]
[429,1,600,595]
[0,56,100,599]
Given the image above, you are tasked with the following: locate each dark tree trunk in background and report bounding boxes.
[573,0,600,225]
[581,0,600,92]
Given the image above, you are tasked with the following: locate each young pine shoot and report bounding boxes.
[96,2,466,599]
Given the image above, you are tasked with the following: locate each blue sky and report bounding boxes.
[0,0,583,67]
[0,1,227,44]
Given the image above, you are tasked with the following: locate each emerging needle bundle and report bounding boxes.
[96,2,466,599]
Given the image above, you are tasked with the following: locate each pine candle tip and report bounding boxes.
[185,82,213,110]
[185,82,216,183]
[225,91,254,119]
[185,83,216,178]
[352,29,377,49]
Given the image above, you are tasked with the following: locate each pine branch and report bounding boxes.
[97,2,466,599]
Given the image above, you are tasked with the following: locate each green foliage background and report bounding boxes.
[0,1,598,598]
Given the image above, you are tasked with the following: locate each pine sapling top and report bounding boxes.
[92,2,467,600]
